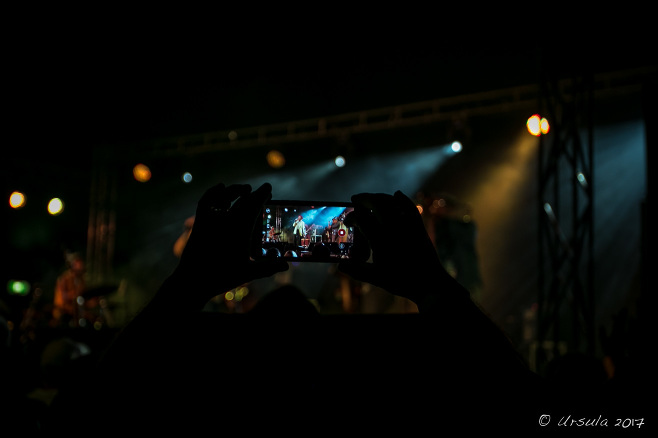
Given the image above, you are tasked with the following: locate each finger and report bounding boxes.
[224,184,253,204]
[392,191,435,244]
[350,193,395,250]
[194,184,252,234]
[252,182,273,200]
[230,183,272,218]
[222,184,273,259]
[230,184,272,248]
[196,183,233,223]
[393,190,416,211]
[197,183,251,212]
[196,183,226,211]
[351,192,394,213]
[356,190,424,233]
[343,210,357,227]
[352,192,400,225]
[393,190,426,227]
[349,194,380,235]
[193,185,224,231]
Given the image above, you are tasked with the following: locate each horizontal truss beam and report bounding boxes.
[133,67,655,158]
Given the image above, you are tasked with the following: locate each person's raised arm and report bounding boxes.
[154,182,288,312]
[102,182,289,351]
[46,183,289,433]
[338,190,537,387]
[338,190,469,313]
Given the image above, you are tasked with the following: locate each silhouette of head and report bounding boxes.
[312,242,331,259]
[265,247,281,258]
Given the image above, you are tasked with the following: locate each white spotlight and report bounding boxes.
[335,155,346,167]
[451,141,462,153]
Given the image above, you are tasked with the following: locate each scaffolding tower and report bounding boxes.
[535,64,596,372]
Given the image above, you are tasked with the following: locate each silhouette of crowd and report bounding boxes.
[2,182,651,434]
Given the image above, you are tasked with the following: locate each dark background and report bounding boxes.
[3,13,656,373]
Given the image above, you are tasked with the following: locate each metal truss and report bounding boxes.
[129,67,654,159]
[86,66,655,295]
[536,67,596,370]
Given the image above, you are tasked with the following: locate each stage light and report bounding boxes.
[451,141,462,153]
[335,155,346,167]
[527,114,550,136]
[266,150,285,168]
[182,172,193,183]
[9,191,25,209]
[133,163,152,182]
[527,114,541,136]
[7,279,30,296]
[48,198,64,215]
[235,286,249,301]
[576,171,588,188]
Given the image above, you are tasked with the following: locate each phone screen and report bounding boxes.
[255,200,361,262]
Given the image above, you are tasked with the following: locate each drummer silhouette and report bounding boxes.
[52,253,92,328]
[51,252,117,328]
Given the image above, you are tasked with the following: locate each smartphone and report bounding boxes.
[253,200,369,262]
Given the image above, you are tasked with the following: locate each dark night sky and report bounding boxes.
[5,12,653,164]
[7,42,541,148]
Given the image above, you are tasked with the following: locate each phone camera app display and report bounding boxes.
[260,202,356,261]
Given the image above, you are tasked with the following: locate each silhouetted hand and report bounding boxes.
[167,182,288,309]
[339,190,466,310]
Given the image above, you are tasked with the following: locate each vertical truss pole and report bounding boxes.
[536,66,595,371]
[86,147,118,285]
